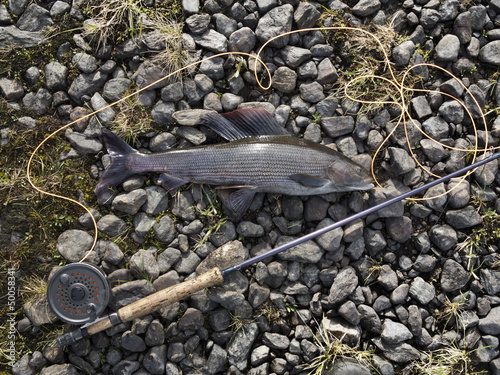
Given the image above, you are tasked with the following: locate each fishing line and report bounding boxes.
[26,24,496,264]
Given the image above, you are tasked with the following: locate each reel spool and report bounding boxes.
[47,263,110,325]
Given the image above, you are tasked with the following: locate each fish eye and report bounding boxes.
[356,166,363,174]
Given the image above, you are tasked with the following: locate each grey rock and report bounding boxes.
[100,240,124,265]
[423,183,448,211]
[328,266,358,305]
[97,214,128,237]
[262,332,290,350]
[248,282,270,308]
[200,57,225,81]
[358,304,382,334]
[167,342,185,363]
[420,8,440,29]
[372,338,420,363]
[435,34,460,61]
[175,251,201,274]
[143,345,167,375]
[300,82,325,103]
[197,240,249,275]
[281,45,312,69]
[321,116,355,138]
[479,41,500,66]
[210,221,237,247]
[464,84,485,119]
[16,4,53,32]
[413,254,436,273]
[56,229,95,263]
[207,344,227,375]
[294,2,321,29]
[446,206,482,229]
[0,77,24,100]
[440,78,464,98]
[438,100,464,124]
[23,88,52,115]
[72,52,98,73]
[364,228,387,256]
[411,95,432,119]
[182,0,199,15]
[440,259,470,293]
[480,269,500,295]
[68,71,108,105]
[447,179,470,209]
[478,307,500,335]
[90,92,115,124]
[388,147,416,175]
[132,61,169,90]
[50,1,71,16]
[369,187,404,218]
[381,319,413,344]
[439,0,459,21]
[315,218,343,252]
[377,264,398,291]
[276,236,324,263]
[177,126,206,145]
[44,61,68,91]
[110,279,155,310]
[473,152,498,185]
[142,186,168,215]
[112,189,147,215]
[0,25,44,48]
[391,284,409,305]
[65,130,102,155]
[409,276,435,305]
[422,116,449,141]
[161,82,184,102]
[393,40,415,67]
[473,336,499,363]
[322,316,361,347]
[193,29,228,53]
[213,13,237,38]
[130,249,160,281]
[178,307,204,331]
[9,0,30,16]
[102,78,132,102]
[39,364,78,375]
[121,331,146,352]
[229,27,256,53]
[352,0,381,17]
[316,57,338,84]
[454,11,471,44]
[255,4,293,48]
[186,14,210,35]
[236,221,264,237]
[157,248,181,273]
[24,295,58,326]
[227,323,258,371]
[171,190,196,220]
[429,224,457,251]
[420,139,445,163]
[271,66,297,93]
[151,101,175,125]
[221,93,244,111]
[338,300,361,325]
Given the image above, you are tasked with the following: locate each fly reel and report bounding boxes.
[47,263,110,325]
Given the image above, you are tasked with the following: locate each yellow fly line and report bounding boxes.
[25,26,494,263]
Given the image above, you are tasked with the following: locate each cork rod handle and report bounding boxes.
[86,268,224,336]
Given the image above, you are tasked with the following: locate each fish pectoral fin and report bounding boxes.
[199,108,290,141]
[158,173,188,191]
[218,188,256,221]
[290,174,329,188]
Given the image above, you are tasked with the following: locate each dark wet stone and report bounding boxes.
[121,331,146,352]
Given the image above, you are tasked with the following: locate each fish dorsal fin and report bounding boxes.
[290,174,329,188]
[199,108,290,141]
[218,188,256,221]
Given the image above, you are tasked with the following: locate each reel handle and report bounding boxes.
[58,267,224,345]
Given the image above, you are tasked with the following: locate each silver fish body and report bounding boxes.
[96,108,373,219]
[128,135,372,196]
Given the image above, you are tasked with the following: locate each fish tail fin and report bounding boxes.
[95,128,139,198]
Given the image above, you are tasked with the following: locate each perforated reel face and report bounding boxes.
[47,263,110,325]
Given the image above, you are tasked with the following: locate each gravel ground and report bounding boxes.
[3,0,500,374]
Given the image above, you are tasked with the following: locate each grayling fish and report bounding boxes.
[95,108,373,219]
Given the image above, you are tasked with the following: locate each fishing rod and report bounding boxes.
[51,152,500,347]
